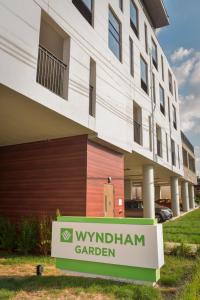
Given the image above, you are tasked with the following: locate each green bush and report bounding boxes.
[38,216,52,256]
[0,217,16,251]
[17,219,38,255]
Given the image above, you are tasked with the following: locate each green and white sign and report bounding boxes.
[51,217,164,285]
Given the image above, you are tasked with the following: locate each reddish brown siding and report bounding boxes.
[86,141,124,217]
[0,136,124,221]
[0,135,88,220]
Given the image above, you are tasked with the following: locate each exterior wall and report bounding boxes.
[0,135,88,220]
[0,0,183,177]
[0,135,124,220]
[86,141,124,217]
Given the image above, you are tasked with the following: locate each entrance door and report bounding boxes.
[104,184,114,217]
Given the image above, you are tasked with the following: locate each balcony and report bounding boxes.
[36,45,67,98]
[134,120,142,145]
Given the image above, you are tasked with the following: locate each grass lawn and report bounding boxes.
[163,208,200,244]
[0,252,199,300]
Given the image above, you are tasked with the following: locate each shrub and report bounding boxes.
[38,216,52,256]
[17,219,38,255]
[0,217,16,251]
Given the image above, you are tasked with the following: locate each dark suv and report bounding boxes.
[125,200,173,223]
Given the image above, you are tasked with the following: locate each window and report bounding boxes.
[166,133,169,162]
[182,148,188,167]
[168,97,171,122]
[161,55,164,81]
[156,125,162,157]
[129,37,134,76]
[119,0,123,11]
[177,145,180,169]
[144,23,148,54]
[108,9,121,61]
[152,39,158,69]
[149,116,152,151]
[133,103,142,145]
[189,155,196,173]
[159,84,165,115]
[172,105,177,129]
[174,80,177,101]
[152,72,156,103]
[89,58,96,117]
[168,70,173,94]
[130,0,139,37]
[140,56,148,94]
[72,0,93,25]
[171,139,176,166]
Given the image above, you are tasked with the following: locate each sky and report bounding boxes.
[157,0,200,176]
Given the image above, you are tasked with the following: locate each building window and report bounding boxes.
[156,125,162,157]
[72,0,93,25]
[161,55,164,81]
[130,0,139,37]
[168,97,171,122]
[182,147,188,167]
[119,0,123,11]
[166,133,169,162]
[189,155,196,173]
[159,84,165,115]
[108,9,121,61]
[129,37,134,76]
[144,23,148,54]
[133,103,142,145]
[177,145,180,169]
[171,139,176,166]
[140,56,148,94]
[174,80,177,101]
[172,105,177,130]
[152,72,156,103]
[89,58,96,117]
[152,39,158,69]
[149,116,152,151]
[168,70,173,94]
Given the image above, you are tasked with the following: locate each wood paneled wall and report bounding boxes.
[86,141,124,217]
[0,135,124,221]
[0,135,88,220]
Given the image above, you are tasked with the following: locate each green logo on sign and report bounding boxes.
[60,228,73,243]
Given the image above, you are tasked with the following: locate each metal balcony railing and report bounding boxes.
[134,120,142,145]
[36,45,67,98]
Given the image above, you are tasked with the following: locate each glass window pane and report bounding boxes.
[130,1,137,27]
[82,0,92,11]
[109,10,121,60]
[140,58,147,84]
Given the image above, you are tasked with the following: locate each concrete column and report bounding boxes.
[155,186,161,201]
[181,181,190,212]
[143,165,155,218]
[171,177,180,217]
[125,180,132,200]
[189,184,195,209]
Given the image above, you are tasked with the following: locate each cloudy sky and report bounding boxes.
[157,0,200,175]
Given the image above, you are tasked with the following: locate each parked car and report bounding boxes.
[156,198,183,210]
[125,200,173,223]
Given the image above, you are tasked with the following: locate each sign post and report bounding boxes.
[51,217,164,285]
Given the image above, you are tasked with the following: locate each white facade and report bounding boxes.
[0,0,183,177]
